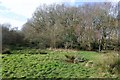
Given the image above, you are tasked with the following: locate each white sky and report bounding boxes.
[0,0,120,30]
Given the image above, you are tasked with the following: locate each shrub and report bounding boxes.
[96,52,120,77]
[2,48,12,54]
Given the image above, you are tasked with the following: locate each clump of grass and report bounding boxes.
[96,51,120,77]
[2,48,12,54]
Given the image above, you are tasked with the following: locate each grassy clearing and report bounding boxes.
[1,49,120,78]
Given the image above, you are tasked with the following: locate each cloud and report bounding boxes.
[1,0,40,18]
[0,0,67,18]
[0,0,69,29]
[0,16,26,30]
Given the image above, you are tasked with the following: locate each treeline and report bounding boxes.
[1,24,25,50]
[1,2,120,51]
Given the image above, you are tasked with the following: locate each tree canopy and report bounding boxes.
[1,2,120,51]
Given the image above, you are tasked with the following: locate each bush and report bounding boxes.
[2,48,12,54]
[97,52,120,77]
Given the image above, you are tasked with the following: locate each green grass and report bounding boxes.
[1,49,119,78]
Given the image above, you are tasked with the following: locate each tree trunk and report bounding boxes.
[118,20,120,54]
[98,39,101,52]
[117,1,120,54]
